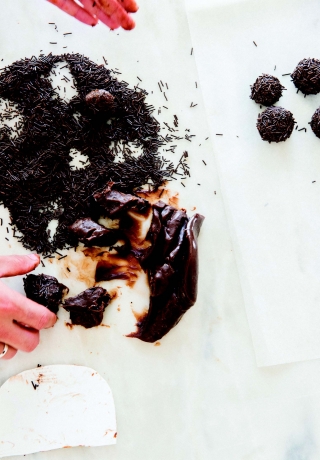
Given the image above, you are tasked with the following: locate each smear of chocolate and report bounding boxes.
[132,207,162,265]
[128,210,204,342]
[94,183,155,263]
[24,273,69,314]
[69,217,119,247]
[67,186,204,340]
[95,253,141,287]
[94,185,150,218]
[63,287,111,328]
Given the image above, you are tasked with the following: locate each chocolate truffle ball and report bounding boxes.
[310,107,320,138]
[291,58,320,95]
[257,106,295,143]
[24,274,69,314]
[85,89,116,112]
[250,74,285,106]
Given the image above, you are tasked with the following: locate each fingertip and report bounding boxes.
[27,254,40,264]
[129,4,138,13]
[47,313,58,329]
[0,255,40,278]
[123,17,135,30]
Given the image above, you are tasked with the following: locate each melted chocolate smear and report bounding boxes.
[128,208,204,342]
[95,254,141,287]
[82,247,142,287]
[63,286,111,328]
[67,188,204,339]
[131,207,162,265]
[24,273,69,314]
[69,217,119,247]
[135,188,179,208]
[94,184,150,218]
[93,183,154,264]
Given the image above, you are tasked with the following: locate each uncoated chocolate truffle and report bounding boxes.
[85,89,116,112]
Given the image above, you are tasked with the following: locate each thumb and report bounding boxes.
[0,254,40,278]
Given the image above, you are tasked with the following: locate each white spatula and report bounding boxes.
[0,365,117,458]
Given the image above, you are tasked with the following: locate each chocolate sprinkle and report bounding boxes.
[0,53,182,255]
[257,106,295,143]
[250,74,285,106]
[291,58,320,95]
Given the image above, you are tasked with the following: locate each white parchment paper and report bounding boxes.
[186,0,320,366]
[0,1,219,459]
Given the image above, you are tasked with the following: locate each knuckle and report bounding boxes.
[23,333,39,353]
[0,300,16,318]
[36,310,52,330]
[0,328,9,344]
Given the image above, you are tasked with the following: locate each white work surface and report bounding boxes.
[0,1,216,460]
[186,0,320,367]
[185,0,320,459]
[0,0,320,459]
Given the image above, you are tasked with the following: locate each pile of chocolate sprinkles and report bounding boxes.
[0,53,183,255]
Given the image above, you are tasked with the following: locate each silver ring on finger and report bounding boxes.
[0,343,9,359]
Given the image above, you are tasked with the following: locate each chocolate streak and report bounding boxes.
[128,210,204,342]
[94,186,150,218]
[68,217,119,247]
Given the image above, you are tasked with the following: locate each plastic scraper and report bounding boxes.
[0,365,117,458]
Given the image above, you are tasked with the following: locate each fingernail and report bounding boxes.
[27,254,40,262]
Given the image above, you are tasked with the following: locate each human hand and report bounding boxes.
[47,0,138,30]
[0,255,57,360]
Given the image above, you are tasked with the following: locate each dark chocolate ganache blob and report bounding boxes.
[24,273,69,314]
[63,287,111,328]
[69,217,119,247]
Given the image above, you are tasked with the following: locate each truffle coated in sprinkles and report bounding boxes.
[257,106,295,143]
[291,58,320,95]
[310,107,320,139]
[250,74,285,106]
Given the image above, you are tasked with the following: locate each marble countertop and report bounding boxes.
[185,0,320,458]
[0,0,319,459]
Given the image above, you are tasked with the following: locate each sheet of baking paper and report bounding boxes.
[0,1,220,459]
[186,0,320,366]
